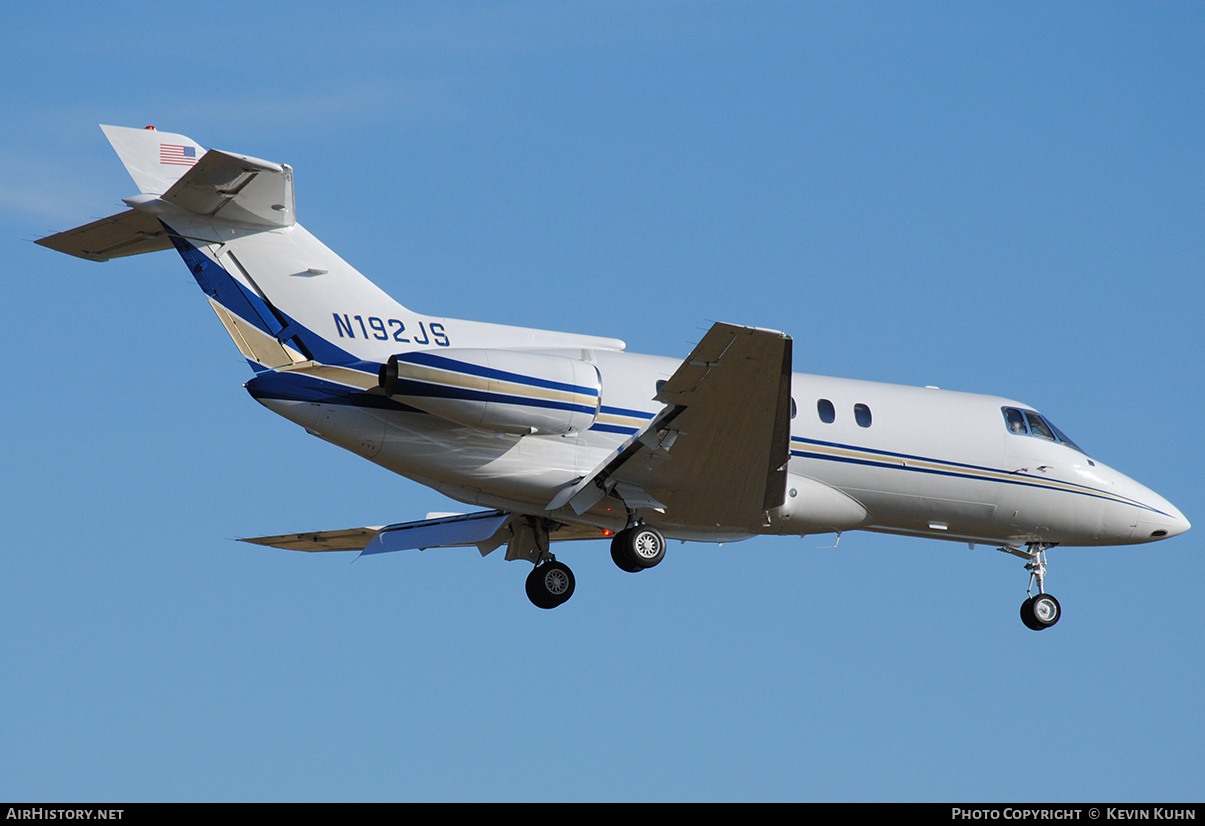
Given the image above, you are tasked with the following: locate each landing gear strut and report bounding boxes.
[1002,542,1061,631]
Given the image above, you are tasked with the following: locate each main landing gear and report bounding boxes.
[523,523,668,609]
[609,524,667,573]
[1001,542,1061,631]
[525,557,575,609]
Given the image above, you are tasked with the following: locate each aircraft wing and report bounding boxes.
[552,322,793,530]
[241,511,511,556]
[239,526,384,552]
[240,510,612,557]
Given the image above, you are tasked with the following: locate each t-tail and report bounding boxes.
[36,125,625,399]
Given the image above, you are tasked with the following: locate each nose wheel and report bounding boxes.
[1001,542,1061,631]
[1020,592,1061,630]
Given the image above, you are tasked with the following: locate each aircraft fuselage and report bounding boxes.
[252,350,1188,550]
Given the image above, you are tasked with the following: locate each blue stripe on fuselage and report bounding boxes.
[244,370,420,412]
[397,352,599,397]
[789,435,1170,517]
[393,378,599,416]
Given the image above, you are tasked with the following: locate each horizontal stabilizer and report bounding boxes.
[35,208,173,262]
[159,149,294,228]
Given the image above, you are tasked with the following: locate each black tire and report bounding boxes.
[526,561,575,609]
[1020,593,1060,630]
[1020,597,1042,631]
[611,532,643,573]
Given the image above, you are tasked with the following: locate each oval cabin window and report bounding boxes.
[854,403,872,428]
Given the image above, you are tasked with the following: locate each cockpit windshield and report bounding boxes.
[1001,407,1087,455]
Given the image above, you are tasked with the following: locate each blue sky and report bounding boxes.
[2,1,1202,802]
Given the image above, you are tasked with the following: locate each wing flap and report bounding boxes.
[241,509,617,560]
[240,511,512,556]
[362,511,511,556]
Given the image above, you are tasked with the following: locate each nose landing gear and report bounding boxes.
[1001,542,1061,631]
[1021,592,1061,630]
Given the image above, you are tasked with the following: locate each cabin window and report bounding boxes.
[817,399,835,424]
[854,403,872,428]
[790,398,797,419]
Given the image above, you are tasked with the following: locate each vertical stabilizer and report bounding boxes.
[40,125,628,380]
[101,125,206,195]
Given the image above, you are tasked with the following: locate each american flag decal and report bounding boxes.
[160,144,198,166]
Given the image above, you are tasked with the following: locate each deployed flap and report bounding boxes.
[160,149,294,228]
[240,511,512,556]
[555,322,792,530]
[241,510,616,557]
[362,511,510,556]
[34,208,172,261]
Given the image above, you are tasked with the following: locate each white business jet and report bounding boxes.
[37,126,1190,628]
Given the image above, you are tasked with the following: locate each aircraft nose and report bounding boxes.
[1137,495,1190,542]
[1106,464,1190,543]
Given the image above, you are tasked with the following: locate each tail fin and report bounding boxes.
[101,125,206,195]
[105,124,296,229]
[39,125,626,381]
[36,125,296,261]
[38,125,394,376]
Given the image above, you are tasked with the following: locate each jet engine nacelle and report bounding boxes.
[379,348,602,435]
